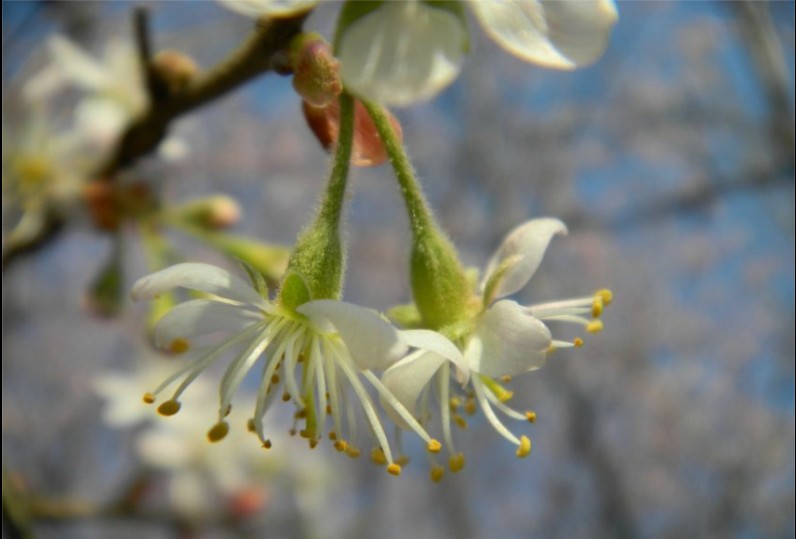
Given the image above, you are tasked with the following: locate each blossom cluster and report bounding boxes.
[134,217,612,480]
[80,0,616,482]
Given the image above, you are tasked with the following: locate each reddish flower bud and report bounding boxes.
[152,50,200,93]
[291,35,342,107]
[303,98,402,167]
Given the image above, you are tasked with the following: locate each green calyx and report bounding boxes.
[410,228,470,329]
[278,92,355,310]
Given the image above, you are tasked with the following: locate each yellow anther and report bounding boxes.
[207,421,230,443]
[271,374,280,384]
[395,455,410,466]
[168,338,190,354]
[592,296,604,318]
[516,435,532,458]
[299,429,310,439]
[371,448,387,465]
[157,400,181,416]
[309,438,319,449]
[247,418,256,432]
[449,397,461,411]
[326,405,333,414]
[282,392,291,402]
[333,440,348,452]
[483,377,513,402]
[262,439,272,449]
[464,398,477,415]
[525,411,537,423]
[295,409,307,419]
[573,337,585,348]
[430,466,445,483]
[500,375,513,384]
[453,415,468,429]
[449,453,465,473]
[596,288,613,305]
[427,439,442,453]
[387,463,402,476]
[328,431,337,441]
[586,320,604,333]
[289,428,297,436]
[345,446,361,459]
[142,392,156,404]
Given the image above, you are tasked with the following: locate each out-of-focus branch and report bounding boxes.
[2,8,308,271]
[566,384,639,539]
[732,1,795,165]
[567,159,793,232]
[97,10,307,179]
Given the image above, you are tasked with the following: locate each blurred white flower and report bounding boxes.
[136,390,269,517]
[337,0,618,106]
[132,262,447,475]
[28,35,185,162]
[93,360,196,428]
[2,104,90,243]
[382,218,612,480]
[217,0,318,18]
[94,357,335,520]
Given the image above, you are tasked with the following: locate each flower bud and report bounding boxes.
[173,195,242,230]
[303,99,402,167]
[83,181,121,231]
[290,33,342,108]
[152,50,200,93]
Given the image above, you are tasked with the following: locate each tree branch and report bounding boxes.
[2,10,308,271]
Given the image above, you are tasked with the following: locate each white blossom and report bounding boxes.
[382,218,612,479]
[132,262,451,475]
[217,0,318,18]
[30,35,186,161]
[337,0,618,106]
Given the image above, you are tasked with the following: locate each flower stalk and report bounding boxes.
[279,91,355,307]
[362,99,470,330]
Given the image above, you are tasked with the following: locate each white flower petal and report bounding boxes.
[22,64,67,104]
[481,217,567,300]
[218,0,317,18]
[297,300,408,371]
[381,350,447,427]
[131,263,267,307]
[338,1,466,106]
[47,35,109,91]
[74,99,128,153]
[400,329,469,384]
[153,299,263,350]
[464,300,551,377]
[471,0,618,70]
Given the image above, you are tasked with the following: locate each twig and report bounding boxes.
[2,9,308,271]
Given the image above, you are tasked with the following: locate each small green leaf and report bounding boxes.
[239,259,270,299]
[279,271,312,310]
[387,302,423,329]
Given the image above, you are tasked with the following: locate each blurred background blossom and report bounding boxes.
[2,1,794,539]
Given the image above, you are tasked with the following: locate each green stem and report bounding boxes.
[317,91,355,228]
[360,99,433,239]
[279,91,355,306]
